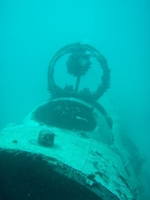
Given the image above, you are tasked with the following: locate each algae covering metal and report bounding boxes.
[0,99,142,200]
[0,43,143,200]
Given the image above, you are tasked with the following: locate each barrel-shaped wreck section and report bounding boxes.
[0,43,144,200]
[0,97,143,200]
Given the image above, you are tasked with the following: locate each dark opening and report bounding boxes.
[32,100,96,131]
[0,151,102,200]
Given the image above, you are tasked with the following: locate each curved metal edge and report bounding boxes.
[47,43,110,103]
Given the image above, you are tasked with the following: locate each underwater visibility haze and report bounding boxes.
[0,0,150,199]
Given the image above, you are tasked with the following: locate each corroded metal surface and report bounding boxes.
[0,100,141,199]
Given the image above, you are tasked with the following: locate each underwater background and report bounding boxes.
[0,0,150,199]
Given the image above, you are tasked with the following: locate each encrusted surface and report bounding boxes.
[0,122,137,200]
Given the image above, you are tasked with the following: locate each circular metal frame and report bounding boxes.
[48,43,110,103]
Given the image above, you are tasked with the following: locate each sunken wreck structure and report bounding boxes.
[0,43,144,200]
